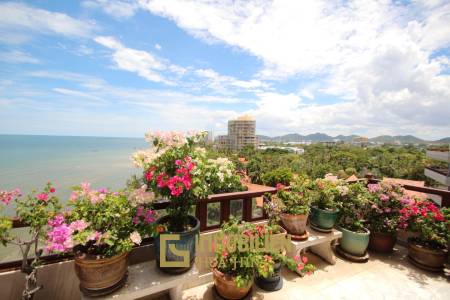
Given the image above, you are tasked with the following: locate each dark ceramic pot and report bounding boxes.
[255,261,283,291]
[74,251,129,296]
[310,206,339,231]
[213,268,252,299]
[369,232,397,253]
[154,215,200,274]
[408,239,448,272]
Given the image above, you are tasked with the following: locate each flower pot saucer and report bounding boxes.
[310,223,333,233]
[290,231,309,241]
[408,255,443,273]
[255,276,283,291]
[335,245,369,263]
[212,286,252,300]
[80,272,128,297]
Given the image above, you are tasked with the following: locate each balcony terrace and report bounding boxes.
[1,179,449,300]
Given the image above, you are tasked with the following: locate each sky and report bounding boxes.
[0,0,450,140]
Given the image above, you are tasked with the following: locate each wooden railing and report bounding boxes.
[0,183,276,271]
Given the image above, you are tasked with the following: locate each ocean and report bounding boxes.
[0,135,148,215]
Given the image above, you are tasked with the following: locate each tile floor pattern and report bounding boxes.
[180,245,449,300]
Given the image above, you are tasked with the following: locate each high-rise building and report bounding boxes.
[227,115,257,151]
[215,115,258,151]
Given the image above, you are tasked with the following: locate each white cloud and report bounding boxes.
[52,88,107,104]
[138,0,450,138]
[0,2,96,43]
[95,35,177,84]
[155,43,162,50]
[82,0,139,19]
[0,50,40,64]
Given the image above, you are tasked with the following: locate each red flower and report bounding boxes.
[145,170,154,182]
[49,187,56,193]
[276,183,285,191]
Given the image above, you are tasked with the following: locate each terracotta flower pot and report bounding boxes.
[407,239,448,272]
[74,251,129,296]
[369,232,397,253]
[212,268,252,300]
[154,215,200,274]
[280,213,308,235]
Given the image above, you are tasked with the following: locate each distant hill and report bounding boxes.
[434,137,450,144]
[257,133,449,144]
[369,135,426,144]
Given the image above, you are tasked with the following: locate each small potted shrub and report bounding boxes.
[366,182,406,253]
[46,183,154,296]
[1,184,61,300]
[337,182,371,257]
[269,180,311,238]
[248,222,315,291]
[212,220,313,298]
[309,178,342,232]
[399,200,449,271]
[132,131,245,273]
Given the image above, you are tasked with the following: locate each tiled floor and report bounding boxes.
[181,245,449,300]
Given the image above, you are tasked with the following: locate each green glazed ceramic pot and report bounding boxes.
[339,226,370,256]
[310,206,339,230]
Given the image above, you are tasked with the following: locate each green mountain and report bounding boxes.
[369,135,425,144]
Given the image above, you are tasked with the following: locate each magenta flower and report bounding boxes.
[48,214,65,227]
[37,193,49,202]
[379,194,389,202]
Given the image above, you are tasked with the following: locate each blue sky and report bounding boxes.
[1,1,450,140]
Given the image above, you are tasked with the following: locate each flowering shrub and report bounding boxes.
[47,183,157,257]
[309,178,343,210]
[366,182,407,234]
[267,179,312,217]
[337,182,370,233]
[399,200,449,249]
[0,183,61,299]
[132,130,244,231]
[213,220,314,288]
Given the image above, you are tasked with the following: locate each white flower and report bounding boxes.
[130,231,142,245]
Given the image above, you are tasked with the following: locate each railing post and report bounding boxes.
[196,201,208,231]
[242,197,253,222]
[220,200,230,224]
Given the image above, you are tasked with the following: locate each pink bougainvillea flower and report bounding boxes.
[88,231,102,241]
[69,220,89,232]
[297,263,304,272]
[0,188,21,205]
[37,193,49,202]
[48,214,65,227]
[302,256,308,264]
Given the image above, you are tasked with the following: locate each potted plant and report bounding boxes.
[132,131,245,273]
[399,200,449,272]
[1,184,61,300]
[309,178,342,232]
[268,180,311,237]
[46,183,153,296]
[211,220,314,298]
[336,182,371,257]
[366,182,406,253]
[248,222,315,291]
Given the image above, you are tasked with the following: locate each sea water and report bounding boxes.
[0,135,148,214]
